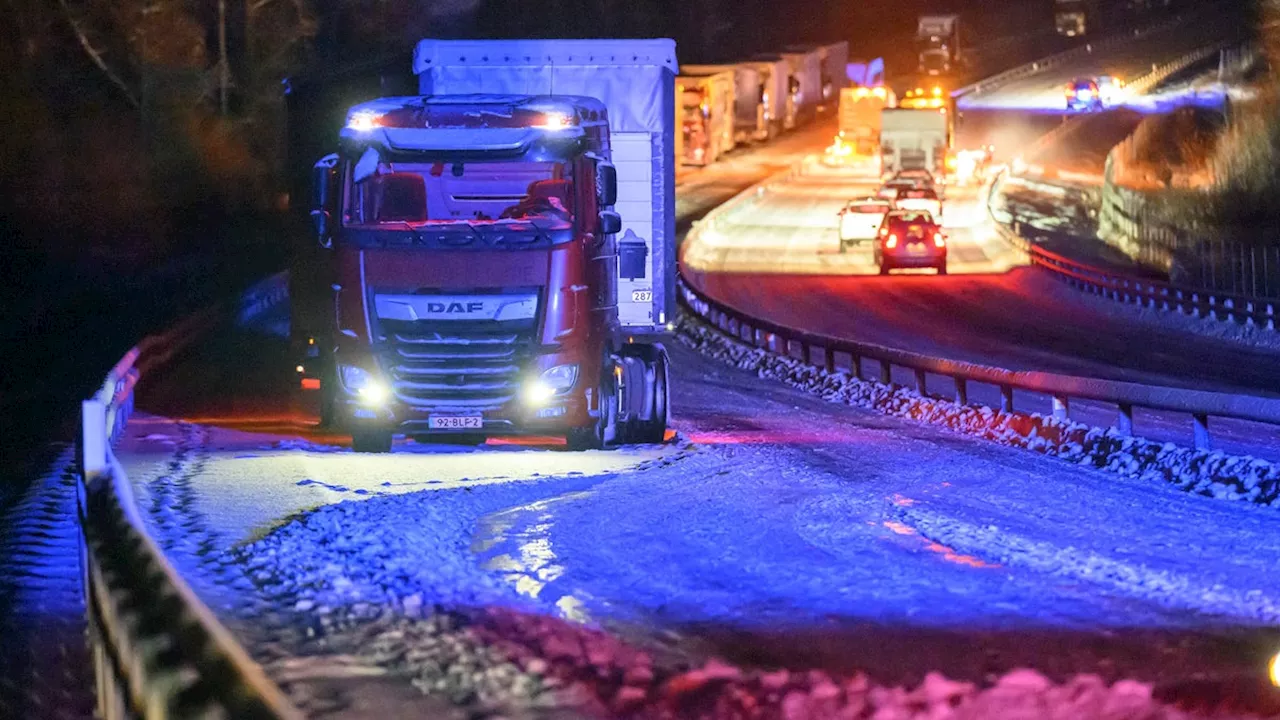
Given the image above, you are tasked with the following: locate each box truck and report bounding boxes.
[676,67,737,165]
[294,39,677,451]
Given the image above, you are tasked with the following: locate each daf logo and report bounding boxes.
[374,292,539,322]
[427,301,485,314]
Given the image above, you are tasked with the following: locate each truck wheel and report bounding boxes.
[879,264,890,275]
[634,347,670,444]
[937,262,948,275]
[566,365,617,451]
[617,344,670,445]
[352,430,393,453]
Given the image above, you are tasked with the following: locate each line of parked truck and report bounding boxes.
[674,42,850,166]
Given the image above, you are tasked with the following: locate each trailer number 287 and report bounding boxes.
[631,290,653,302]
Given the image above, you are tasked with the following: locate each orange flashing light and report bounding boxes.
[301,378,322,391]
[886,233,899,248]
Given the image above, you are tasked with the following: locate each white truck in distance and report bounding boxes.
[880,106,950,178]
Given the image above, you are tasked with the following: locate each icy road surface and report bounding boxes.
[103,107,1280,716]
[463,341,1280,681]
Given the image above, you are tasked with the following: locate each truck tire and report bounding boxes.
[936,262,948,275]
[352,430,393,453]
[618,344,670,445]
[566,361,617,451]
[879,264,890,275]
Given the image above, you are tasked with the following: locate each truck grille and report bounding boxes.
[376,320,536,412]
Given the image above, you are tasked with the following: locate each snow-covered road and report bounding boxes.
[101,124,1280,716]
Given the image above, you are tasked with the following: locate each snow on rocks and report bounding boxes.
[463,607,1263,719]
[676,311,1280,509]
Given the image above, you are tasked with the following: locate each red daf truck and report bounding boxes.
[295,40,678,452]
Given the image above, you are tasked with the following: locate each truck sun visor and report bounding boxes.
[353,146,382,183]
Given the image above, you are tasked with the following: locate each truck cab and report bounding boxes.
[298,40,678,453]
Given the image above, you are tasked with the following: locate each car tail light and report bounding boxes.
[934,233,946,247]
[886,233,898,248]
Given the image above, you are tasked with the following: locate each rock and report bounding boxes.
[623,663,654,687]
[760,669,791,692]
[612,685,648,713]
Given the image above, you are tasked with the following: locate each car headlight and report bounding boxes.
[340,364,390,405]
[523,363,579,405]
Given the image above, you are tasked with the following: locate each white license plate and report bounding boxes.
[428,415,483,430]
[631,290,653,302]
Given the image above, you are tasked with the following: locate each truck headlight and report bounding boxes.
[523,364,579,405]
[340,364,390,406]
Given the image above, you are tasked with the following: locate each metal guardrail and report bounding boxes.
[678,276,1280,449]
[952,13,1191,99]
[78,317,301,718]
[1009,39,1240,186]
[995,215,1280,331]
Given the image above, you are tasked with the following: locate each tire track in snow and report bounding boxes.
[892,504,1280,625]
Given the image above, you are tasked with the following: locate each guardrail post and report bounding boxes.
[879,362,892,386]
[800,343,812,365]
[1052,395,1069,422]
[953,377,968,405]
[1000,386,1014,413]
[851,354,863,380]
[1117,403,1134,436]
[1192,413,1211,450]
[914,369,928,395]
[82,400,108,479]
[825,348,837,373]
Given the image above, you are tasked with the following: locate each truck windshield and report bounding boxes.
[343,160,574,229]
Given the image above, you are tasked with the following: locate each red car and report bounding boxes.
[874,210,947,275]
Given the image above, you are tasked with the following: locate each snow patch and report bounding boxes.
[676,310,1280,509]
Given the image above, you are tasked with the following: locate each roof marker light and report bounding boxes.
[533,111,576,130]
[346,110,384,132]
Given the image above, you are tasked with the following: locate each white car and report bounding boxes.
[837,197,892,247]
[1096,75,1126,105]
[876,178,918,201]
[893,187,942,219]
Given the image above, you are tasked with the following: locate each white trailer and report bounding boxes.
[675,68,736,165]
[413,39,678,331]
[814,41,849,109]
[682,63,767,143]
[880,107,950,177]
[780,47,824,126]
[746,56,792,135]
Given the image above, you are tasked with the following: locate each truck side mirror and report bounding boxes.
[597,210,622,236]
[311,209,332,248]
[597,162,618,207]
[311,153,339,248]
